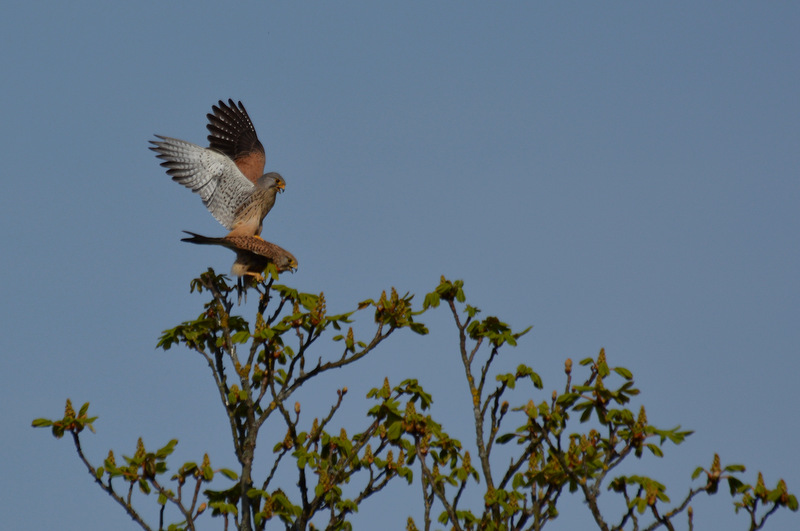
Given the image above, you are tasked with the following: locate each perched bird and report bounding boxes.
[150,100,285,238]
[181,231,297,281]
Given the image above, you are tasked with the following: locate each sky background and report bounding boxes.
[2,2,798,529]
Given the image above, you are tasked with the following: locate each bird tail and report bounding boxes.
[180,231,224,245]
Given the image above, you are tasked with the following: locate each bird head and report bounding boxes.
[276,251,298,273]
[258,172,285,193]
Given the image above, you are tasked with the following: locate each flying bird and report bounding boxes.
[150,100,285,238]
[181,231,298,282]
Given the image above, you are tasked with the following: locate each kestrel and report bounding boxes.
[181,231,298,281]
[150,100,285,238]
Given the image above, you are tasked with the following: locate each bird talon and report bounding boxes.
[245,272,265,283]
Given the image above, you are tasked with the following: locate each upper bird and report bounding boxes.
[150,100,285,238]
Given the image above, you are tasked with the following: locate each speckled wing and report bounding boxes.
[223,235,297,273]
[206,99,266,184]
[181,231,298,274]
[150,136,255,231]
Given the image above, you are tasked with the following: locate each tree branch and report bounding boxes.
[71,432,153,531]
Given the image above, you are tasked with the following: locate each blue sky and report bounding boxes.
[2,2,798,529]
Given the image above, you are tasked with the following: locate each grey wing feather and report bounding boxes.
[150,136,254,230]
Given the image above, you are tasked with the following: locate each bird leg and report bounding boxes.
[234,271,266,305]
[236,277,246,305]
[243,271,265,283]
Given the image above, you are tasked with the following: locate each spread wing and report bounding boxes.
[206,99,266,184]
[150,136,255,230]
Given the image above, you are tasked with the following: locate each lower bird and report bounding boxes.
[181,231,297,282]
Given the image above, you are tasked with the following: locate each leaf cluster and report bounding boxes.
[33,272,796,531]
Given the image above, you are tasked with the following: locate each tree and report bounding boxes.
[34,269,797,530]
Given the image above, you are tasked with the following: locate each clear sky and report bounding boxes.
[2,2,798,529]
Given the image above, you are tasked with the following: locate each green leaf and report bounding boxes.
[613,367,633,379]
[246,487,264,499]
[398,467,413,484]
[727,477,745,495]
[465,305,480,317]
[724,464,746,473]
[787,494,798,511]
[496,373,515,389]
[423,292,440,309]
[265,262,279,281]
[231,330,250,344]
[387,421,404,441]
[556,393,579,406]
[31,418,53,428]
[179,462,198,475]
[496,433,515,445]
[514,325,533,340]
[409,322,429,335]
[210,501,239,515]
[156,439,178,459]
[646,443,663,457]
[298,292,319,310]
[219,468,238,480]
[636,498,647,514]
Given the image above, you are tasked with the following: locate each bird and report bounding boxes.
[149,100,285,238]
[181,231,297,282]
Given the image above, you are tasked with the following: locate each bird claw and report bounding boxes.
[242,271,265,283]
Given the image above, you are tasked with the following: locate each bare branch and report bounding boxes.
[415,439,463,531]
[70,432,153,531]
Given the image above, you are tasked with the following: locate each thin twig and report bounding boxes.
[71,432,153,531]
